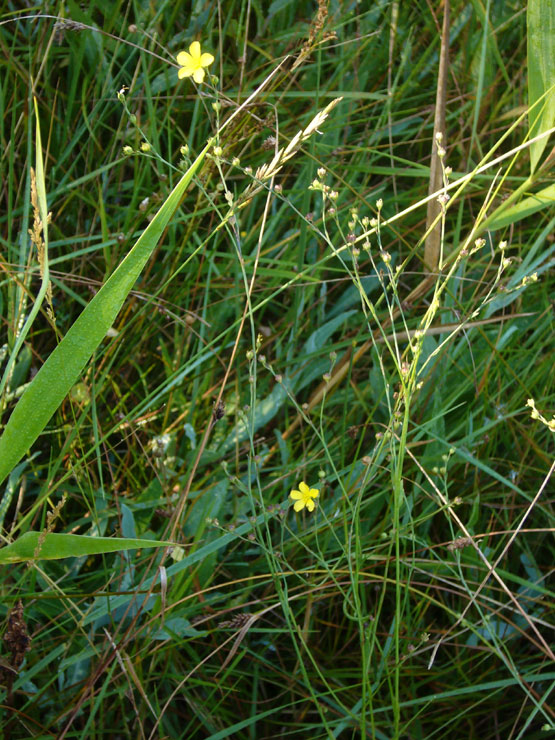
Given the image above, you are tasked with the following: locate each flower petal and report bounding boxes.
[298,481,309,494]
[306,499,315,512]
[193,67,205,83]
[308,488,319,499]
[176,51,193,66]
[290,490,302,500]
[294,500,305,512]
[200,52,214,66]
[178,67,193,79]
[189,41,201,59]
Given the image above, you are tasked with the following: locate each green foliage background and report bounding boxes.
[0,1,553,738]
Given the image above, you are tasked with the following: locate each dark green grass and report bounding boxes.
[0,1,553,738]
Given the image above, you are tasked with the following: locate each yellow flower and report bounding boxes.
[290,481,319,512]
[176,41,214,84]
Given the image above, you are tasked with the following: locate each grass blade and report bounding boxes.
[527,0,555,172]
[0,531,172,563]
[0,139,209,487]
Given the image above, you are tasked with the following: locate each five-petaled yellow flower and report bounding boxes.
[176,42,214,84]
[290,482,319,512]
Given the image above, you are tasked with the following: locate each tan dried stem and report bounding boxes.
[29,168,55,325]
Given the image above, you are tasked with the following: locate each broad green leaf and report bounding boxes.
[218,381,289,454]
[0,531,172,563]
[152,617,206,640]
[0,135,209,487]
[216,309,358,455]
[302,309,358,357]
[297,309,358,391]
[527,0,555,172]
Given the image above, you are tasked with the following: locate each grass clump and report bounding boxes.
[0,1,553,738]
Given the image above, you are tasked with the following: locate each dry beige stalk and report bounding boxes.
[33,493,67,560]
[236,98,342,211]
[29,168,55,325]
[256,97,342,182]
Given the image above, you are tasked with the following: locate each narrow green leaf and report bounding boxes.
[0,98,50,399]
[0,531,172,563]
[268,0,295,16]
[528,0,555,172]
[205,706,283,740]
[81,512,275,627]
[0,460,34,529]
[482,183,555,231]
[0,143,209,486]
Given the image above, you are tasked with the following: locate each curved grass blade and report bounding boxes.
[483,182,555,231]
[0,531,172,563]
[0,123,209,486]
[528,0,555,172]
